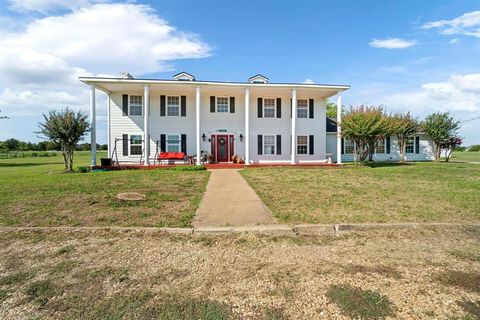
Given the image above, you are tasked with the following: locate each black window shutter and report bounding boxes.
[290,98,292,117]
[341,138,345,155]
[160,134,166,152]
[122,94,128,116]
[122,134,128,156]
[229,97,235,113]
[181,96,186,117]
[386,137,391,154]
[210,96,215,113]
[181,134,187,153]
[415,136,420,154]
[160,95,166,116]
[257,135,263,155]
[276,135,282,155]
[276,98,281,118]
[309,135,314,155]
[309,99,314,119]
[257,98,263,118]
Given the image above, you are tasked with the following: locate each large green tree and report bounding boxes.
[326,102,346,118]
[422,112,460,161]
[37,108,90,171]
[342,105,392,163]
[390,112,418,162]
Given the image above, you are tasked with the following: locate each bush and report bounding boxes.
[469,145,480,152]
[77,166,90,173]
[31,152,38,157]
[172,165,206,171]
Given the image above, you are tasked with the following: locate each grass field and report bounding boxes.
[0,151,209,227]
[241,162,480,224]
[451,151,480,162]
[0,226,478,319]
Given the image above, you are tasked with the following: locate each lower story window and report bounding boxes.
[406,137,414,153]
[376,138,385,154]
[297,135,308,154]
[263,135,276,155]
[344,139,355,154]
[130,135,142,155]
[167,134,180,152]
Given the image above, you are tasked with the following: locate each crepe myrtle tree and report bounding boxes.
[37,108,90,172]
[390,112,419,162]
[342,105,392,163]
[422,112,460,161]
[440,136,462,162]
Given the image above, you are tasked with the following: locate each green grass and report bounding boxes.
[241,162,480,224]
[451,151,480,162]
[0,151,209,227]
[326,285,396,319]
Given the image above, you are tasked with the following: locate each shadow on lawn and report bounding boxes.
[362,162,414,168]
[0,162,60,168]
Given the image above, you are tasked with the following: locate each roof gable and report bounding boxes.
[173,72,195,81]
[248,74,269,84]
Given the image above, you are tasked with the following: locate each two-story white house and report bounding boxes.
[80,72,350,166]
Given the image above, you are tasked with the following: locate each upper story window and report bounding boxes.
[297,99,308,118]
[344,139,355,154]
[376,138,385,154]
[129,95,142,116]
[406,137,414,154]
[297,135,308,154]
[216,97,229,113]
[167,134,180,152]
[167,96,180,116]
[263,135,276,155]
[263,98,276,118]
[130,135,142,155]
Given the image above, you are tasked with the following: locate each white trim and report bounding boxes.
[296,98,309,119]
[90,84,96,166]
[195,86,201,165]
[291,89,297,164]
[262,134,277,156]
[244,88,250,164]
[262,97,277,118]
[296,135,309,155]
[107,93,110,158]
[215,96,230,113]
[143,84,150,165]
[166,95,181,117]
[336,93,342,164]
[128,94,143,117]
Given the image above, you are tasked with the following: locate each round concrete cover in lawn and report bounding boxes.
[116,192,146,201]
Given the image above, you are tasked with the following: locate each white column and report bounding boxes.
[90,84,96,167]
[106,93,110,158]
[196,86,201,165]
[291,89,297,164]
[336,93,342,164]
[244,88,250,164]
[143,84,150,166]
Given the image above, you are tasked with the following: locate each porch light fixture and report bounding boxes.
[202,133,206,142]
[240,134,244,142]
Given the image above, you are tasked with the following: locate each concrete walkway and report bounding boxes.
[193,169,275,227]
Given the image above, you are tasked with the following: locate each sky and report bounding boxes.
[0,0,479,145]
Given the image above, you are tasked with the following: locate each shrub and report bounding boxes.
[77,166,90,173]
[172,165,206,171]
[469,145,480,152]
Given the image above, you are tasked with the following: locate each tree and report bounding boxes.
[440,137,462,162]
[342,105,392,163]
[37,108,90,172]
[326,101,346,118]
[390,112,418,162]
[422,112,460,161]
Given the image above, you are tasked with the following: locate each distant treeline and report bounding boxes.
[0,138,108,152]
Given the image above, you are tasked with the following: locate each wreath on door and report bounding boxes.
[218,137,226,145]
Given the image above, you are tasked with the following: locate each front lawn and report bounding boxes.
[0,152,209,227]
[451,151,480,162]
[241,162,480,224]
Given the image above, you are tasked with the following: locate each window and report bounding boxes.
[406,137,414,154]
[216,97,229,113]
[129,95,142,116]
[167,96,180,116]
[297,135,308,154]
[130,135,142,155]
[297,99,308,118]
[264,98,276,118]
[376,138,385,154]
[263,135,276,155]
[166,134,180,152]
[344,139,355,154]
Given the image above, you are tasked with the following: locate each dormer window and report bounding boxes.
[248,74,269,84]
[173,72,195,81]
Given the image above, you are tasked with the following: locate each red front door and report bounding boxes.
[216,135,229,162]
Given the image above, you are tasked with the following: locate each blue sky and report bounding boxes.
[0,0,479,145]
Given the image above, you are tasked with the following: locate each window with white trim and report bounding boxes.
[166,134,180,152]
[297,99,308,118]
[216,97,229,113]
[297,135,308,154]
[264,98,276,118]
[167,96,180,116]
[376,138,385,154]
[263,135,276,155]
[406,137,414,154]
[344,139,355,154]
[129,95,142,116]
[130,135,142,155]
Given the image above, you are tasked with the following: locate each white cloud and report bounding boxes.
[369,38,416,49]
[379,73,480,113]
[422,11,480,37]
[7,0,107,13]
[303,78,314,84]
[450,38,459,44]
